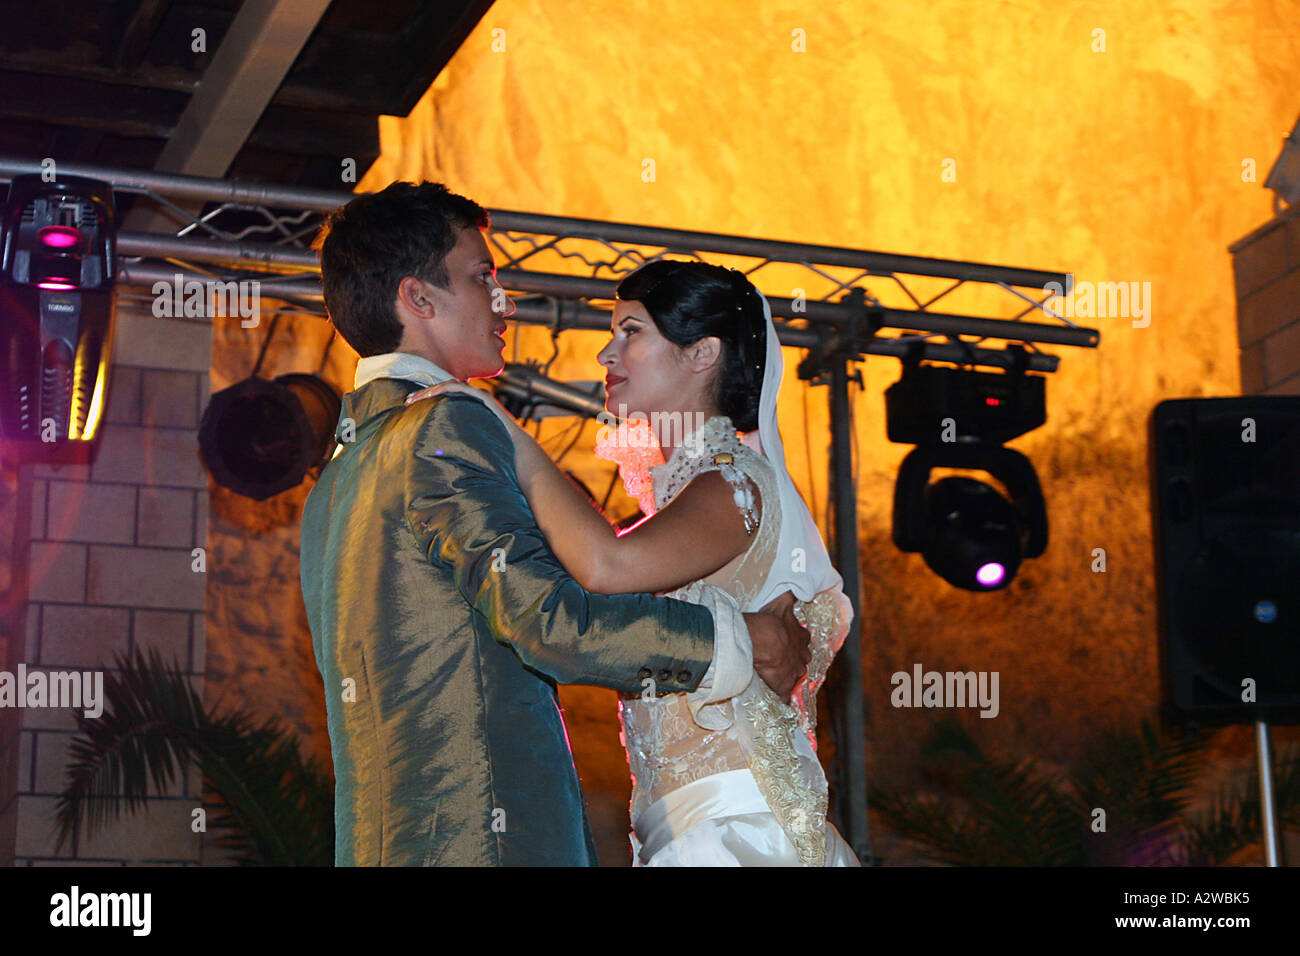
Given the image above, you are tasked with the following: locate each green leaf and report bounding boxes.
[55,648,332,866]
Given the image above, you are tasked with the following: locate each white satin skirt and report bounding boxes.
[629,768,860,867]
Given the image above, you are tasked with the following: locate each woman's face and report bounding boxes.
[597,300,700,418]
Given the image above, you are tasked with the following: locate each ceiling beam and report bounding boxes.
[0,71,376,160]
[0,70,182,139]
[124,0,332,232]
[153,0,331,178]
[0,54,196,93]
[0,0,494,116]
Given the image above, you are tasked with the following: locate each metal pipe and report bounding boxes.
[1257,720,1283,866]
[829,355,871,864]
[118,231,320,271]
[116,261,326,303]
[489,208,1070,288]
[0,156,353,210]
[0,159,1094,354]
[506,301,1061,370]
[500,269,1097,347]
[3,157,1070,289]
[495,364,607,419]
[110,266,1061,371]
[110,251,1092,353]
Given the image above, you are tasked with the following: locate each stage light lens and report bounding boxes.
[922,476,1023,591]
[36,281,77,290]
[37,225,82,249]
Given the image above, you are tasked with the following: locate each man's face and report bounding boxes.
[396,225,514,379]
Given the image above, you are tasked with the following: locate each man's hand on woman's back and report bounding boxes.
[744,591,812,700]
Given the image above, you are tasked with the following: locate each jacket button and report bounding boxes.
[637,667,653,680]
[677,670,692,682]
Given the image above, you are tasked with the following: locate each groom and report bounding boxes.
[300,181,811,866]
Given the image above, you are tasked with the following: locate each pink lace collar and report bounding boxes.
[593,415,740,516]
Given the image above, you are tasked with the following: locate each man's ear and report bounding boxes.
[686,336,722,372]
[396,275,438,321]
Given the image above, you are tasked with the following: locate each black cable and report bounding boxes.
[249,312,282,378]
[552,417,587,466]
[541,329,561,377]
[540,297,562,377]
[537,415,580,455]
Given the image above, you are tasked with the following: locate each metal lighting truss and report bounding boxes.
[0,156,1100,864]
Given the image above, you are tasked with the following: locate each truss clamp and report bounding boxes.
[796,286,878,387]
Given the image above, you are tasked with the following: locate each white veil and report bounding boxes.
[738,291,843,607]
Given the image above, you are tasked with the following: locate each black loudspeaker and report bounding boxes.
[1149,396,1300,725]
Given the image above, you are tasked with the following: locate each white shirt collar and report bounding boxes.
[353,352,456,390]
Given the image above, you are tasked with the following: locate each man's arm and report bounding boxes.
[402,393,716,694]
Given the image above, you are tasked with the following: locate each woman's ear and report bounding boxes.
[687,336,722,372]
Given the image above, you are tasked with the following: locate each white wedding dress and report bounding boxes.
[598,414,859,867]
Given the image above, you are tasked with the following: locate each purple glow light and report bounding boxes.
[37,281,76,290]
[976,562,1005,587]
[37,226,82,249]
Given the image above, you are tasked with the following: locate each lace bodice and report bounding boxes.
[599,415,852,866]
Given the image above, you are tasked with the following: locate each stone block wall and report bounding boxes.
[1233,206,1300,395]
[0,305,209,865]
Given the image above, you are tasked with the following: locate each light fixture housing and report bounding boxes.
[888,362,1049,590]
[198,373,341,500]
[0,173,118,458]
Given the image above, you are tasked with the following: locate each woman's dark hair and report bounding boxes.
[615,261,766,431]
[315,181,489,357]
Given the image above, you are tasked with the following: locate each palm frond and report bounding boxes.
[871,717,1082,865]
[56,647,206,844]
[55,647,332,865]
[870,715,1221,867]
[1070,718,1204,865]
[1180,742,1300,866]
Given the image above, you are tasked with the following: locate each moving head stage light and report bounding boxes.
[888,362,1049,591]
[0,174,118,459]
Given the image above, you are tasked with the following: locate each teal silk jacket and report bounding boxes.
[300,378,717,866]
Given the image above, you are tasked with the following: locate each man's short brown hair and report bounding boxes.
[316,182,489,357]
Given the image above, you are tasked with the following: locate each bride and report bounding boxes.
[410,261,858,867]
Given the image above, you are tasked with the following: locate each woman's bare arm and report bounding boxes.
[513,435,759,595]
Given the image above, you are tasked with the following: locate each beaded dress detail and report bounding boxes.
[595,414,852,866]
